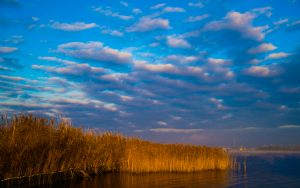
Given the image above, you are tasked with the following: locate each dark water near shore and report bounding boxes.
[45,154,300,188]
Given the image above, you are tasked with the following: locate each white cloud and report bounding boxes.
[188,2,204,8]
[0,75,37,84]
[274,18,289,26]
[35,56,105,75]
[278,125,300,129]
[209,97,224,109]
[164,55,199,64]
[186,14,209,22]
[244,66,279,77]
[157,121,168,126]
[0,46,18,53]
[149,128,203,133]
[57,41,132,64]
[127,17,170,32]
[222,113,233,120]
[278,86,300,94]
[149,42,160,47]
[134,60,178,73]
[132,8,142,14]
[162,6,185,13]
[204,11,269,41]
[171,116,182,121]
[150,3,166,10]
[251,6,272,17]
[248,43,277,54]
[32,16,39,21]
[100,73,131,82]
[166,36,191,48]
[0,75,26,82]
[101,29,124,37]
[93,6,133,20]
[120,95,133,102]
[266,52,290,59]
[51,22,98,31]
[49,96,118,112]
[290,20,300,27]
[120,1,128,7]
[207,58,230,65]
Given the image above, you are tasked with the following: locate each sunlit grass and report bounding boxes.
[0,114,230,184]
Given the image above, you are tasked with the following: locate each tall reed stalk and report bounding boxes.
[0,114,230,184]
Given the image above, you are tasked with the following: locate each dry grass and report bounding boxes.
[0,114,230,184]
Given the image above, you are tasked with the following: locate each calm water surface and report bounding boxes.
[46,154,300,188]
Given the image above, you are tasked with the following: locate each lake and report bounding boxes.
[45,153,300,188]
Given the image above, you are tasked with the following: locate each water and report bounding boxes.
[46,154,300,188]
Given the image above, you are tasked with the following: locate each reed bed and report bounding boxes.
[0,114,230,185]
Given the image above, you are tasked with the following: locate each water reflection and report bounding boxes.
[61,171,230,188]
[37,155,300,188]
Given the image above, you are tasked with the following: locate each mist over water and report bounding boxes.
[47,154,300,188]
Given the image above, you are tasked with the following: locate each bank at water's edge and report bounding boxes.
[0,114,232,186]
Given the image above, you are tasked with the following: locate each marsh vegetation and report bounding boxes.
[0,114,231,186]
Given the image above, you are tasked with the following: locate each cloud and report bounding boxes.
[188,1,204,8]
[278,125,300,129]
[278,86,300,94]
[132,8,142,14]
[3,35,24,44]
[134,60,178,73]
[157,121,168,126]
[93,6,133,20]
[204,11,268,41]
[209,97,224,109]
[101,29,124,37]
[162,7,185,13]
[32,16,39,22]
[207,58,231,65]
[164,55,199,64]
[149,128,203,133]
[0,75,37,83]
[288,20,300,31]
[127,17,170,32]
[33,56,105,76]
[49,96,118,112]
[0,46,18,53]
[100,73,131,82]
[51,22,98,31]
[186,14,209,22]
[266,52,290,59]
[0,57,23,69]
[244,65,279,77]
[120,1,128,7]
[166,36,191,48]
[150,3,166,10]
[0,65,11,71]
[57,41,132,64]
[120,95,133,102]
[251,6,273,17]
[248,43,277,54]
[274,18,289,26]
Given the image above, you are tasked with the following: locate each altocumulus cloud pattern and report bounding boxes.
[0,0,300,146]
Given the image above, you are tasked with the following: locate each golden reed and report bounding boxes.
[0,114,231,185]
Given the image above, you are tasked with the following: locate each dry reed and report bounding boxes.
[0,114,230,185]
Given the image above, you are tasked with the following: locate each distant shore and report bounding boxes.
[228,149,300,156]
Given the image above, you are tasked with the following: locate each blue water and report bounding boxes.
[47,154,300,188]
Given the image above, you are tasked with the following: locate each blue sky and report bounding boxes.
[1,0,300,147]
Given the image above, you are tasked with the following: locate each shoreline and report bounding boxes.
[229,149,300,156]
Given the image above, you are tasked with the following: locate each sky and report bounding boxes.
[1,0,300,147]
